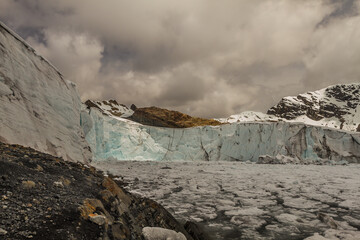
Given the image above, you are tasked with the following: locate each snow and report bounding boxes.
[215,111,280,123]
[94,160,360,240]
[82,107,360,163]
[142,227,186,240]
[0,21,91,162]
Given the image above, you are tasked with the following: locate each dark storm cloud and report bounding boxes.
[1,0,360,117]
[318,0,358,27]
[15,26,46,44]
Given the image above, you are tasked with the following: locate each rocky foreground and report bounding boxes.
[0,142,207,240]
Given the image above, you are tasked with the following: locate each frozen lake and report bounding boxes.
[93,161,360,240]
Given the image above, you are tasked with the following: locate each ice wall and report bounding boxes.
[0,22,91,162]
[83,108,360,163]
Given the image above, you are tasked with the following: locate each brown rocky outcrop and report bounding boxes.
[126,106,221,128]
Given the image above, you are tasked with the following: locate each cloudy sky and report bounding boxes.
[1,0,359,117]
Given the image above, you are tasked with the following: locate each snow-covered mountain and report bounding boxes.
[85,99,134,118]
[217,84,360,132]
[0,22,91,162]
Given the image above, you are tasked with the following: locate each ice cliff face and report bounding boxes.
[82,108,360,163]
[0,22,91,162]
[217,84,360,132]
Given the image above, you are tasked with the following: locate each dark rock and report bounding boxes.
[130,104,137,111]
[84,100,100,110]
[184,221,212,240]
[161,166,172,169]
[108,99,119,105]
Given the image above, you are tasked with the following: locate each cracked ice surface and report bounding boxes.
[93,161,360,240]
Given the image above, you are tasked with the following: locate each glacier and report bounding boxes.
[82,108,360,163]
[0,21,91,162]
